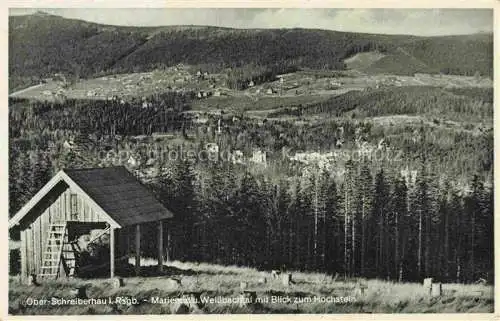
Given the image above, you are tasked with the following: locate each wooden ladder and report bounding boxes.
[39,223,77,279]
[62,240,81,277]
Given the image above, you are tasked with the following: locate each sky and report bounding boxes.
[9,8,493,36]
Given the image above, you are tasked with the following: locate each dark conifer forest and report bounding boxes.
[9,87,493,283]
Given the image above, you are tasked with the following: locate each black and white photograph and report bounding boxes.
[6,7,495,315]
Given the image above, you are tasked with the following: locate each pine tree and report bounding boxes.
[308,167,330,271]
[482,183,494,282]
[295,177,312,271]
[9,147,30,215]
[322,170,339,275]
[342,159,356,277]
[391,175,407,281]
[451,188,466,283]
[466,174,487,281]
[157,157,197,261]
[233,171,266,266]
[356,162,373,276]
[372,168,389,278]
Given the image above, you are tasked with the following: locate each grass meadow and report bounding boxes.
[8,259,494,315]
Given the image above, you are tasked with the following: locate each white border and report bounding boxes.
[1,2,498,321]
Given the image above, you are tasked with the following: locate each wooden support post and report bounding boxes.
[125,226,131,257]
[135,224,141,276]
[116,228,122,258]
[110,227,115,278]
[26,227,32,279]
[166,224,171,262]
[158,220,164,272]
[20,229,27,283]
[32,225,37,277]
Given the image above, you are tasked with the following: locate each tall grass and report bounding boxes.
[9,259,493,315]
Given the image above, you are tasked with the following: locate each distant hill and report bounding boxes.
[9,13,493,91]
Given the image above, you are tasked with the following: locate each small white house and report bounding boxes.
[205,143,219,154]
[250,150,267,166]
[127,155,140,168]
[63,140,75,150]
[231,150,244,164]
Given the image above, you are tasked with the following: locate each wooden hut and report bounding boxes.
[8,166,174,283]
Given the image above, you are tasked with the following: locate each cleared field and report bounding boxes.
[259,70,491,94]
[9,67,228,101]
[192,94,333,113]
[9,67,492,103]
[344,51,387,70]
[9,260,493,315]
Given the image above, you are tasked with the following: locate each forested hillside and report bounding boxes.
[270,86,493,121]
[9,13,493,91]
[8,90,494,283]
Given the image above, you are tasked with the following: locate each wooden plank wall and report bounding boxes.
[21,187,109,279]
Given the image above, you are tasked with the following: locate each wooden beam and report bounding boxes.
[135,224,141,276]
[117,228,125,258]
[20,230,27,283]
[158,220,164,272]
[166,224,171,262]
[32,223,37,275]
[126,226,131,257]
[87,227,111,245]
[26,227,33,277]
[110,228,115,278]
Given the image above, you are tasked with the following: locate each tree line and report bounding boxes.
[152,155,493,283]
[9,92,193,138]
[8,138,494,284]
[269,86,493,122]
[8,89,493,283]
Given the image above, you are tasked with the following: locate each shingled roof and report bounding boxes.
[64,167,174,226]
[9,166,174,229]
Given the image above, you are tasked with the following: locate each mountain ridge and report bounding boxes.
[12,11,494,37]
[9,13,493,91]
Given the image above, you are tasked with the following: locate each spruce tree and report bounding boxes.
[391,175,407,281]
[372,168,389,278]
[356,162,374,277]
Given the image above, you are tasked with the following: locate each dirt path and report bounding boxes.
[9,83,44,97]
